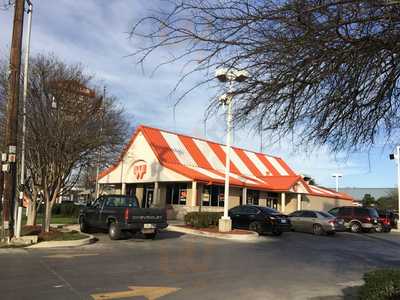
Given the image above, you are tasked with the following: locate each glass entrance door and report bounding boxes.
[143,188,154,208]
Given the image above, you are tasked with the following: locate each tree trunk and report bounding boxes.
[43,185,60,233]
[42,192,51,233]
[26,189,38,226]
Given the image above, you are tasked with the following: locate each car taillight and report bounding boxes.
[124,208,129,222]
[329,219,336,225]
[366,217,371,222]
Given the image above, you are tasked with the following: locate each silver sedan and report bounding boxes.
[288,210,346,235]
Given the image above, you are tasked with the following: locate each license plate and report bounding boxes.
[280,219,287,223]
[144,224,155,229]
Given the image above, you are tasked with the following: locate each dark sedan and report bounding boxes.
[228,205,291,236]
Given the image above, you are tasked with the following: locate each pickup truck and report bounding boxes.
[79,194,168,240]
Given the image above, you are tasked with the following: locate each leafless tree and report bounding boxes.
[131,0,400,152]
[1,54,129,232]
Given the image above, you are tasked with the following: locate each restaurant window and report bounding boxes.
[202,185,224,207]
[266,192,278,210]
[247,189,260,205]
[166,183,187,205]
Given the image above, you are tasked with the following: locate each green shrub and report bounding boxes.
[358,269,400,300]
[184,212,223,228]
[52,202,80,217]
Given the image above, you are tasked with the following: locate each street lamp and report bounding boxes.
[332,173,343,192]
[389,146,400,229]
[215,68,249,232]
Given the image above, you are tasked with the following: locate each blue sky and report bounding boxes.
[0,0,397,188]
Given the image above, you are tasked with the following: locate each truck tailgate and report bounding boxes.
[127,208,166,224]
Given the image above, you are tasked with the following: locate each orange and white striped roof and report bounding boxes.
[99,125,352,200]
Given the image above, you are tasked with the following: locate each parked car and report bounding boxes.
[228,205,291,236]
[328,206,379,233]
[375,210,393,233]
[79,194,168,240]
[288,210,345,235]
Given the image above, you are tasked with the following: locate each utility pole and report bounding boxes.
[3,0,25,241]
[16,0,33,239]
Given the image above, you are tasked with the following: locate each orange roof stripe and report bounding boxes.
[234,148,264,177]
[207,141,241,175]
[141,126,180,165]
[178,135,212,169]
[275,157,296,176]
[255,153,279,176]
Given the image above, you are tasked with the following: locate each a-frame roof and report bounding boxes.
[99,125,353,200]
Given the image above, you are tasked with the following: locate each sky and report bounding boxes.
[0,0,397,189]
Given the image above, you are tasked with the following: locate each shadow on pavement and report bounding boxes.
[123,230,185,241]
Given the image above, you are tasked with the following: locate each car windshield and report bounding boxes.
[367,208,379,218]
[317,211,333,218]
[259,207,279,214]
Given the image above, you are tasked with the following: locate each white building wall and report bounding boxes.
[99,132,189,185]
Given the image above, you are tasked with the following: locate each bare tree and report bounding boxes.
[131,0,400,152]
[1,54,128,231]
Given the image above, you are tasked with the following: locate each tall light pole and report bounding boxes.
[215,68,249,232]
[95,86,105,200]
[332,173,343,192]
[15,0,33,239]
[389,146,400,229]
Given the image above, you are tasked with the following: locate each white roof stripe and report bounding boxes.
[229,173,258,185]
[161,132,197,167]
[222,146,253,176]
[244,151,271,176]
[311,185,337,196]
[265,156,289,176]
[193,139,225,171]
[188,166,225,180]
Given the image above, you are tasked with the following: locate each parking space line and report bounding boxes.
[91,286,181,300]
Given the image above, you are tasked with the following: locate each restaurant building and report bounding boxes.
[98,125,353,219]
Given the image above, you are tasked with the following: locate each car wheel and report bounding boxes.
[249,221,263,235]
[144,233,156,239]
[79,216,90,233]
[109,222,122,240]
[350,222,361,233]
[375,223,383,233]
[385,228,391,233]
[313,224,324,235]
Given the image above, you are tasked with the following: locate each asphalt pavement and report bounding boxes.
[1,230,400,300]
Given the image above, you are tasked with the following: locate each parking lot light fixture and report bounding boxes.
[215,68,249,232]
[332,173,343,192]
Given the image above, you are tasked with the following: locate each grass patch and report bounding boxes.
[358,268,400,300]
[22,215,78,226]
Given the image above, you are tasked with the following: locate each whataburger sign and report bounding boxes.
[133,160,147,180]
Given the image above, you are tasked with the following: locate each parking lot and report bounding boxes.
[1,230,400,300]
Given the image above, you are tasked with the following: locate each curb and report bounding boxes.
[166,225,260,242]
[26,233,95,249]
